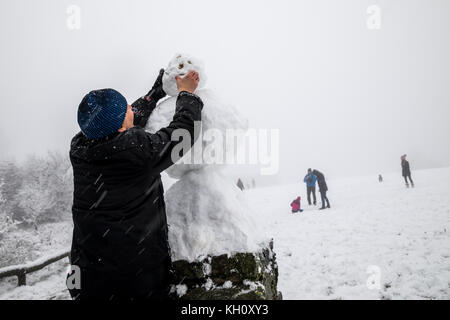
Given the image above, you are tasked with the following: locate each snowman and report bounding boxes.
[145,53,262,261]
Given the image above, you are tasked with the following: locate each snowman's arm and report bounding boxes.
[131,96,158,129]
[141,91,203,174]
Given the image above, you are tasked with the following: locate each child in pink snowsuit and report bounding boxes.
[290,196,303,213]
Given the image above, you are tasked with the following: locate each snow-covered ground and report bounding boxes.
[1,167,449,300]
[0,221,72,300]
[246,167,450,299]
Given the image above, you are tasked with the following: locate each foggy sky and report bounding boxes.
[1,0,449,184]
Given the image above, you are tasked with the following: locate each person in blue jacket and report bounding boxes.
[303,168,317,206]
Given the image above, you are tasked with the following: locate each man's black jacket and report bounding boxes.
[69,91,203,299]
[312,169,328,192]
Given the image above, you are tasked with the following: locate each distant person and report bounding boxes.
[401,154,414,188]
[290,196,303,213]
[303,168,317,206]
[252,178,256,188]
[312,169,330,210]
[378,174,383,182]
[237,178,245,191]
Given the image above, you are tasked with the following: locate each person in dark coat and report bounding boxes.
[401,154,414,188]
[312,169,330,210]
[303,168,317,205]
[68,69,203,300]
[237,178,245,191]
[378,174,383,182]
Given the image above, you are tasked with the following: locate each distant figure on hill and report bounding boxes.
[303,168,317,206]
[378,174,383,182]
[312,169,330,210]
[237,178,245,191]
[401,154,414,188]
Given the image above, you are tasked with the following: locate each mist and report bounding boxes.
[1,0,449,185]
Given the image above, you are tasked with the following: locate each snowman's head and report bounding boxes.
[162,53,207,96]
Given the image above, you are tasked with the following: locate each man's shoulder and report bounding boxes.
[124,127,153,147]
[70,131,84,146]
[122,126,147,138]
[109,127,151,152]
[70,128,149,162]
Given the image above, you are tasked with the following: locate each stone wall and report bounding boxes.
[169,240,282,300]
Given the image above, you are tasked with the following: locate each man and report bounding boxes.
[68,69,203,300]
[312,169,330,210]
[401,154,414,188]
[303,168,317,206]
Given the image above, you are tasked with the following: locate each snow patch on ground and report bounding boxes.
[0,259,70,300]
[176,284,188,297]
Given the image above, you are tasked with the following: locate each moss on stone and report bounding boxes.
[171,260,205,286]
[170,240,281,300]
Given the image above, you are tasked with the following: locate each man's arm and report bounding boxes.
[141,71,202,174]
[132,69,166,128]
[143,91,203,174]
[132,96,157,128]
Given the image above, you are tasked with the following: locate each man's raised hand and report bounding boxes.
[145,68,166,102]
[176,71,200,94]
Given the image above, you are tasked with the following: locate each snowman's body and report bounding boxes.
[144,54,261,261]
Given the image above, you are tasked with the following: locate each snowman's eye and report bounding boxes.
[178,63,184,69]
[188,60,192,64]
[176,55,182,58]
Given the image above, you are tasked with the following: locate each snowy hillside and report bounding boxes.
[1,167,449,299]
[246,167,450,299]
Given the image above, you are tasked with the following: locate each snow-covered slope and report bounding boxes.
[245,167,450,299]
[1,167,449,299]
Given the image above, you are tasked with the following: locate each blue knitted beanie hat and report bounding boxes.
[77,89,128,139]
